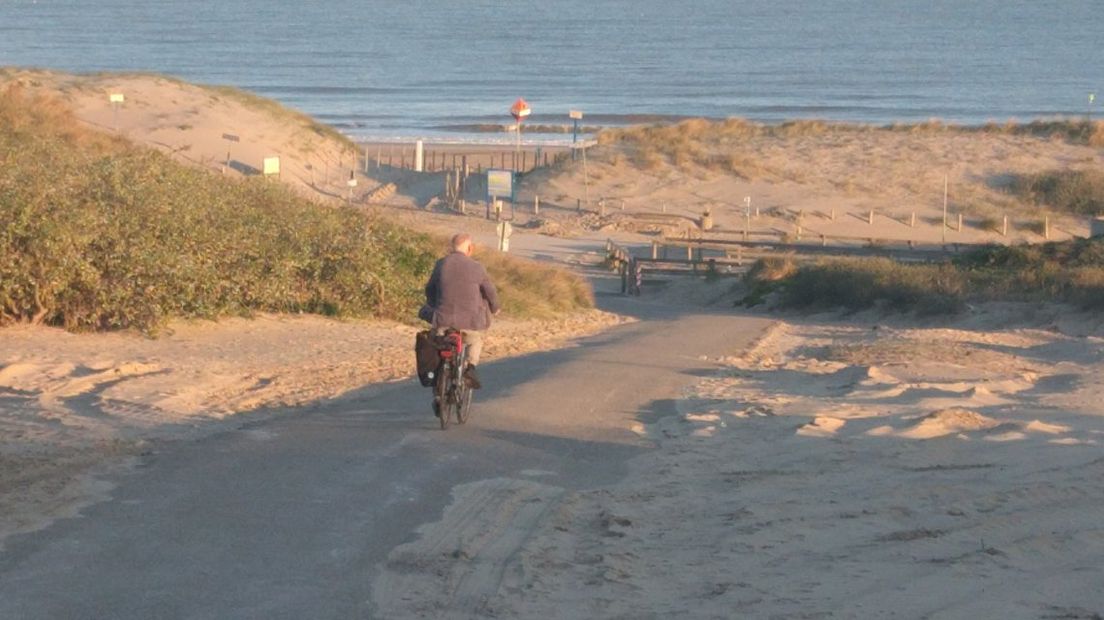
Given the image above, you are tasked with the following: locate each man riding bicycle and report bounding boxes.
[423,233,500,389]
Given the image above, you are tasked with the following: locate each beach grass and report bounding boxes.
[596,117,1104,180]
[747,237,1104,314]
[199,83,356,149]
[1009,169,1104,216]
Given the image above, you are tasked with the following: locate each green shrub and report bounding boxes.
[0,85,592,332]
[776,258,966,315]
[1010,169,1104,215]
[475,250,594,320]
[759,238,1104,315]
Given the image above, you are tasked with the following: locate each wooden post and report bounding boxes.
[868,210,875,225]
[957,213,963,232]
[687,244,693,261]
[577,198,582,213]
[1044,215,1050,239]
[651,240,658,259]
[830,208,836,221]
[1002,214,1008,236]
[910,212,916,228]
[534,195,540,215]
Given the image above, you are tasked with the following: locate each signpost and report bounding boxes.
[221,133,240,172]
[510,98,531,172]
[570,109,583,160]
[108,93,124,131]
[347,170,358,203]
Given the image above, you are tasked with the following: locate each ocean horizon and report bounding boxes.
[1,0,1101,142]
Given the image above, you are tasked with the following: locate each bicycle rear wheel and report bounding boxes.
[435,362,451,430]
[456,382,473,424]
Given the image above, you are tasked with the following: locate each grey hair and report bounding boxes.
[451,232,472,251]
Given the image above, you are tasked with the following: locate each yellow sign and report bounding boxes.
[109,93,125,103]
[263,157,281,176]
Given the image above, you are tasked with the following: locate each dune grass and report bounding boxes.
[0,84,593,333]
[1010,169,1104,216]
[597,117,1104,179]
[199,83,356,149]
[475,250,595,320]
[747,238,1104,314]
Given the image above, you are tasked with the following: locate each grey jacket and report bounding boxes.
[424,251,500,331]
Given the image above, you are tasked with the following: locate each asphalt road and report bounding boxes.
[0,279,772,619]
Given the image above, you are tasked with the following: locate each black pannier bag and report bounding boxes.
[415,330,442,386]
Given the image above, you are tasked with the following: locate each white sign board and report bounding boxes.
[109,93,125,103]
[263,157,281,176]
[569,110,583,120]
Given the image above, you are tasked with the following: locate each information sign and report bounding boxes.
[486,169,514,200]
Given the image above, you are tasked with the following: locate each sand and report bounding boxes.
[373,307,1104,618]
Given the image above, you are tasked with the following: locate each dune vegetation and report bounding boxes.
[595,117,1104,181]
[745,237,1104,314]
[1010,169,1104,216]
[0,84,592,333]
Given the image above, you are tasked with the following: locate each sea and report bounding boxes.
[1,0,1101,143]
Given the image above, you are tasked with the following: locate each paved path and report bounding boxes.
[0,264,771,619]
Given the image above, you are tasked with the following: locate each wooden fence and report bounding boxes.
[363,146,568,173]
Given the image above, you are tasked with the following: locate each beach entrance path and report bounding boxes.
[0,246,772,619]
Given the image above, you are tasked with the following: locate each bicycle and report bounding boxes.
[433,330,473,430]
